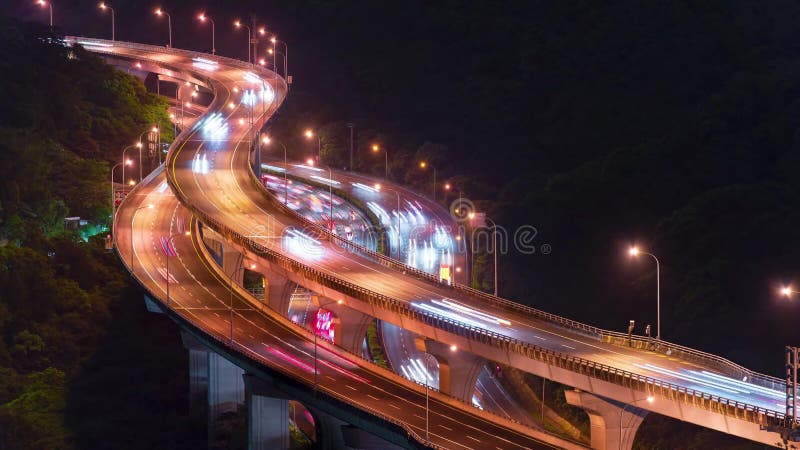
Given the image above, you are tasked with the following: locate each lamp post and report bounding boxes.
[628,246,661,341]
[154,8,172,48]
[313,299,343,395]
[469,213,499,296]
[166,230,190,307]
[374,183,401,259]
[198,13,215,54]
[271,37,288,80]
[37,0,52,30]
[304,129,321,163]
[121,145,137,186]
[130,204,154,272]
[110,160,131,216]
[262,136,288,205]
[98,2,114,42]
[372,144,388,179]
[138,126,158,178]
[234,20,251,63]
[419,161,437,201]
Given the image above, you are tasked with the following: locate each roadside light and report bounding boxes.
[128,179,135,186]
[455,235,461,241]
[250,263,257,269]
[306,158,314,166]
[304,129,314,139]
[124,158,133,166]
[646,396,654,403]
[468,212,475,220]
[782,286,793,297]
[262,135,271,144]
[374,183,381,191]
[258,27,266,35]
[228,102,235,109]
[258,58,266,66]
[151,126,159,133]
[136,142,142,148]
[629,246,640,256]
[270,36,277,43]
[136,62,142,69]
[268,48,273,55]
[372,144,379,152]
[184,102,191,108]
[449,344,457,352]
[455,267,462,273]
[191,91,198,98]
[233,86,239,93]
[419,161,427,169]
[444,183,451,190]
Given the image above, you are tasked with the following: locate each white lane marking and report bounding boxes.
[345,385,357,391]
[438,424,452,431]
[388,403,400,410]
[367,394,379,400]
[466,435,481,442]
[561,344,576,350]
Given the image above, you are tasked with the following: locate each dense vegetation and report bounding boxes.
[0,20,197,449]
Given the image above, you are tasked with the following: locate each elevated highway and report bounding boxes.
[85,35,796,449]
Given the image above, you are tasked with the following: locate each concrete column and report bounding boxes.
[316,299,373,354]
[208,351,245,442]
[416,338,484,403]
[243,374,289,450]
[564,389,648,450]
[181,331,209,421]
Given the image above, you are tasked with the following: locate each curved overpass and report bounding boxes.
[84,36,793,448]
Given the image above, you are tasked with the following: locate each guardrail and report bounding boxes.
[101,39,788,433]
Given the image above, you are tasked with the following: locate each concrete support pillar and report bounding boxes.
[181,331,209,421]
[243,374,290,450]
[263,271,295,316]
[564,389,648,450]
[316,298,373,354]
[307,407,404,450]
[416,338,484,403]
[208,351,245,443]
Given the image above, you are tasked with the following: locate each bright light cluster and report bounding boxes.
[283,227,324,259]
[198,112,229,139]
[191,153,210,174]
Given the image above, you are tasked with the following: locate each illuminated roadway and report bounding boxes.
[88,37,791,448]
[97,39,568,448]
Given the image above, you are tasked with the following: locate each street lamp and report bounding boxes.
[262,135,288,205]
[197,13,215,55]
[130,204,154,272]
[304,129,321,163]
[372,144,389,179]
[469,214,499,296]
[121,145,137,186]
[313,298,343,395]
[374,183,402,259]
[234,20,251,63]
[37,0,53,30]
[628,246,661,341]
[111,159,132,216]
[271,37,288,80]
[419,161,437,201]
[154,8,172,48]
[98,2,114,42]
[781,286,800,297]
[165,230,190,307]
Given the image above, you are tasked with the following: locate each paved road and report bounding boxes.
[94,37,788,447]
[103,40,570,448]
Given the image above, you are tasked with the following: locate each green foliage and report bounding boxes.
[365,320,389,369]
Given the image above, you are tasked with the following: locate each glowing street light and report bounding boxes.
[154,8,172,48]
[304,129,321,162]
[37,0,52,30]
[234,20,251,63]
[628,246,662,341]
[98,2,115,42]
[111,159,133,216]
[197,13,215,55]
[781,286,800,297]
[372,144,389,179]
[262,135,288,205]
[419,161,437,201]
